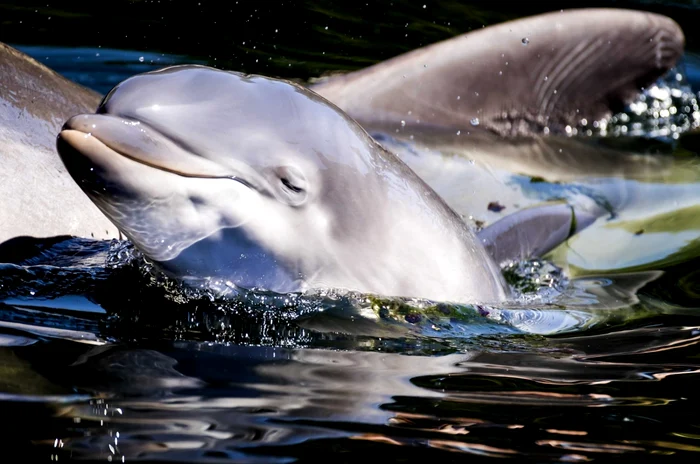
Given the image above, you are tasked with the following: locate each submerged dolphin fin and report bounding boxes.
[477,203,598,263]
[312,8,684,136]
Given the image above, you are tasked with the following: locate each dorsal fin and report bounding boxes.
[312,9,684,136]
[477,203,599,264]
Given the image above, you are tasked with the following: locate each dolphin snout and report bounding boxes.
[58,113,232,178]
[61,114,94,133]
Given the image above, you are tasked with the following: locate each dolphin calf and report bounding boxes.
[56,66,511,304]
[0,43,120,243]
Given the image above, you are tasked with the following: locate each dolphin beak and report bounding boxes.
[59,114,229,178]
[58,114,264,196]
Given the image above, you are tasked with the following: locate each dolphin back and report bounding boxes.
[312,8,684,137]
[0,43,121,243]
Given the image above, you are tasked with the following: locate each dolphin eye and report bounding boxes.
[274,166,308,207]
[281,177,304,194]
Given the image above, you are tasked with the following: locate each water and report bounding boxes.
[2,0,700,461]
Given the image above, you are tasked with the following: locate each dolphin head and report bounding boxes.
[57,65,508,302]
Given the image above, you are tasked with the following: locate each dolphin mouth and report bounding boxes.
[58,113,258,190]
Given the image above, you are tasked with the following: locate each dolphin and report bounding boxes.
[56,66,511,304]
[0,42,120,243]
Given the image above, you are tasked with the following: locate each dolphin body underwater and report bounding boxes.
[1,8,692,304]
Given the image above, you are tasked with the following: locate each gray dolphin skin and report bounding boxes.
[56,66,510,304]
[0,43,120,243]
[311,8,684,136]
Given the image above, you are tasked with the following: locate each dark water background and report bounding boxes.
[3,0,700,462]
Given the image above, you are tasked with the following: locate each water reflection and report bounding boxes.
[1,325,697,462]
[0,253,698,464]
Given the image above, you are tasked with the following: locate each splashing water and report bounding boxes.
[0,234,661,358]
[0,236,670,352]
[585,68,700,140]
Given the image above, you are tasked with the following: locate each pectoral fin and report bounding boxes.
[477,203,598,263]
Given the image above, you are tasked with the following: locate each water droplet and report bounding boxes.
[423,4,426,8]
[522,37,529,45]
[543,76,548,81]
[456,95,461,100]
[400,120,406,127]
[138,56,144,62]
[456,130,461,135]
[470,118,480,126]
